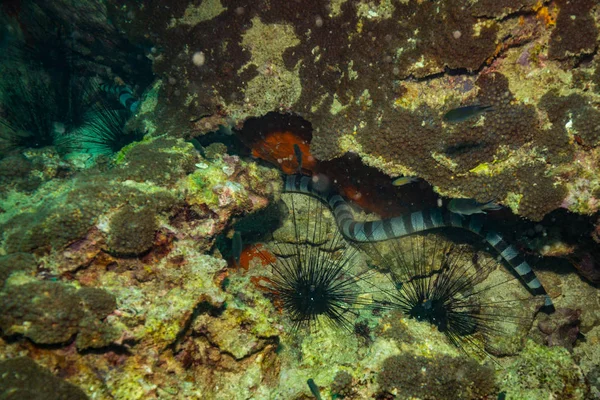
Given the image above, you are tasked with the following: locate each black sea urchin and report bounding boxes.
[0,66,96,156]
[71,100,145,156]
[372,234,539,359]
[258,195,371,332]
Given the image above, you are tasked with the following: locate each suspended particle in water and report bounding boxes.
[192,51,206,66]
[315,15,324,28]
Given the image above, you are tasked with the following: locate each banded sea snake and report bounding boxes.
[100,83,140,113]
[283,173,554,310]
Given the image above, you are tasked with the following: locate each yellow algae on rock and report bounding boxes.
[356,0,396,21]
[169,0,226,27]
[234,17,302,116]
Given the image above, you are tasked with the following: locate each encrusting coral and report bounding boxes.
[107,206,158,257]
[0,280,120,349]
[104,0,600,220]
[0,0,599,399]
[0,357,89,400]
[377,353,497,399]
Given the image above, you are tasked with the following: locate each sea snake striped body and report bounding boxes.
[100,83,140,113]
[283,174,554,310]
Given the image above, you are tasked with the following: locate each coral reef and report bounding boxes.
[0,357,89,400]
[0,0,599,399]
[0,129,281,397]
[499,340,588,399]
[377,353,496,399]
[574,326,600,399]
[107,206,158,256]
[0,252,36,287]
[548,0,598,60]
[104,0,600,221]
[331,370,354,398]
[0,280,120,349]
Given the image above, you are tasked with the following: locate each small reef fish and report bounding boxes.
[443,105,493,123]
[293,143,303,174]
[232,232,242,267]
[448,198,502,215]
[188,138,206,157]
[307,378,322,400]
[100,83,140,113]
[392,176,419,186]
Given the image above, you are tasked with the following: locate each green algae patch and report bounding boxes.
[500,340,588,400]
[186,164,228,208]
[114,136,153,165]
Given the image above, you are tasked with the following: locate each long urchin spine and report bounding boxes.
[258,195,371,331]
[283,173,554,310]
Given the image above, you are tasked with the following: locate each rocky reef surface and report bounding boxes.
[108,0,600,221]
[0,0,599,399]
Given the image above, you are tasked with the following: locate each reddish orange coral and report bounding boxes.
[234,243,276,270]
[251,131,316,174]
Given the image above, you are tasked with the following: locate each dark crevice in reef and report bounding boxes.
[473,8,541,23]
[165,301,225,353]
[0,332,77,349]
[505,208,600,282]
[215,201,288,262]
[572,50,598,70]
[220,111,600,286]
[79,343,134,356]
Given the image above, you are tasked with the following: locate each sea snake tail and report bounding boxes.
[100,83,140,113]
[283,174,554,310]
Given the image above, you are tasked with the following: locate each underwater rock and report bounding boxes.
[123,253,228,349]
[103,0,600,220]
[537,308,582,352]
[552,272,600,332]
[190,307,279,360]
[0,280,120,349]
[0,252,37,287]
[0,357,88,400]
[377,353,497,399]
[500,340,589,399]
[569,250,600,284]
